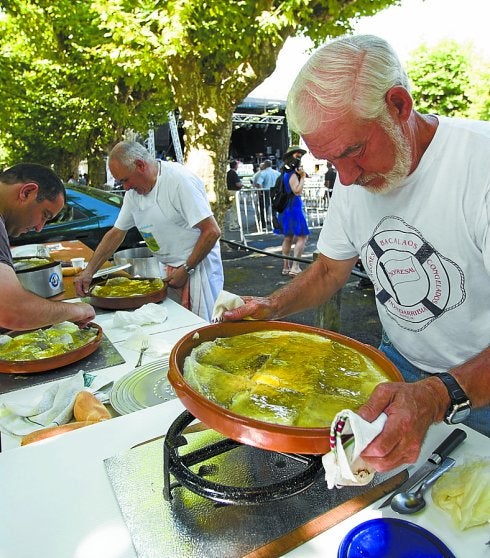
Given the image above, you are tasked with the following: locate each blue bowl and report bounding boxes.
[338,518,456,558]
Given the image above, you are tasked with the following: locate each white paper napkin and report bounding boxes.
[121,331,172,358]
[211,290,245,322]
[0,370,85,438]
[322,409,387,489]
[112,303,168,329]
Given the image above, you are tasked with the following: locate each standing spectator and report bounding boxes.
[256,159,280,229]
[75,141,223,322]
[273,146,310,277]
[67,174,78,185]
[323,161,337,207]
[251,163,262,188]
[226,160,242,232]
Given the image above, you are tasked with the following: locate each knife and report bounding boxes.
[92,263,131,278]
[377,427,467,509]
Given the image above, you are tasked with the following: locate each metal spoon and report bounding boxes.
[391,456,455,514]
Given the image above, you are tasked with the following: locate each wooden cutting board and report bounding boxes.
[242,469,409,558]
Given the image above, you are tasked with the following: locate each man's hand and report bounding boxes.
[74,269,94,297]
[358,378,448,472]
[222,296,274,322]
[66,301,96,328]
[165,266,190,289]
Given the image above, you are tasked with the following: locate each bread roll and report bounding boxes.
[62,267,82,276]
[73,391,111,422]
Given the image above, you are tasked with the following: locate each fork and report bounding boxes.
[135,339,149,368]
[92,381,114,404]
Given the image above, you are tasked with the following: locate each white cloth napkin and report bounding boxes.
[0,370,85,438]
[121,331,172,359]
[112,303,168,329]
[211,290,244,322]
[322,409,387,489]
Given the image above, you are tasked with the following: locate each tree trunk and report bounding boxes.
[87,153,107,188]
[184,115,233,227]
[168,40,286,230]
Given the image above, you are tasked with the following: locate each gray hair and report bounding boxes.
[109,141,153,170]
[287,35,411,135]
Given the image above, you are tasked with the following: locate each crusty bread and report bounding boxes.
[73,391,111,422]
[62,267,82,276]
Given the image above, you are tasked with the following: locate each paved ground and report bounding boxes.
[220,226,382,348]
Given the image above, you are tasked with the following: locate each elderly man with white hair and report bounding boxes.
[222,34,490,472]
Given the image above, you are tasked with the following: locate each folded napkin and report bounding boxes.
[322,409,387,489]
[112,303,168,329]
[0,370,86,438]
[211,290,244,322]
[121,331,172,359]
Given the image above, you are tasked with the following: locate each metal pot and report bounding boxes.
[168,321,403,455]
[113,246,163,278]
[15,259,64,298]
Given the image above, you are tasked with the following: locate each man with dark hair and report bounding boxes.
[0,163,66,205]
[0,163,95,330]
[323,161,336,207]
[226,160,242,191]
[226,160,243,231]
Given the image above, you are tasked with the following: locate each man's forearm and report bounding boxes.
[186,220,220,269]
[2,291,90,330]
[268,256,355,319]
[85,227,126,274]
[450,347,490,408]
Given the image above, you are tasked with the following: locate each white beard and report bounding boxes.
[358,117,412,195]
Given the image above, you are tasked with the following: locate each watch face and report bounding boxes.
[447,404,471,424]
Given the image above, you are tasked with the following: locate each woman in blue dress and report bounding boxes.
[273,146,310,277]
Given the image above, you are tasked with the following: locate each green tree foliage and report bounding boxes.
[0,0,399,216]
[406,40,489,120]
[0,1,172,178]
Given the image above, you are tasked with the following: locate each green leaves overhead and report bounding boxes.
[406,40,489,119]
[0,0,401,184]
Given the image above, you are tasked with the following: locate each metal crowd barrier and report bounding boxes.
[234,177,330,244]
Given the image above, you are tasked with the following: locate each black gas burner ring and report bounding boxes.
[163,410,324,506]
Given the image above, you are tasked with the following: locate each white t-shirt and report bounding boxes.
[318,116,490,373]
[115,161,223,321]
[115,161,219,266]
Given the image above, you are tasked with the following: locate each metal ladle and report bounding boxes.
[391,456,456,514]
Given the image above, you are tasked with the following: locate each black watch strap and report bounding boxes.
[437,372,471,424]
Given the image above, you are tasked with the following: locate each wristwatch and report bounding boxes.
[182,263,195,275]
[436,372,471,424]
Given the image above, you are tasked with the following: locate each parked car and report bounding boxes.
[10,185,143,251]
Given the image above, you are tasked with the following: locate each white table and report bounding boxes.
[0,303,489,557]
[0,297,206,423]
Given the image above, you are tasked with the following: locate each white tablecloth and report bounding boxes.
[0,300,488,558]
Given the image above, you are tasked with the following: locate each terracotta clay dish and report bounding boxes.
[168,321,403,455]
[0,323,103,374]
[86,277,167,310]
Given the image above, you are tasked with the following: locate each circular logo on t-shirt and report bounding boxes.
[361,217,465,332]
